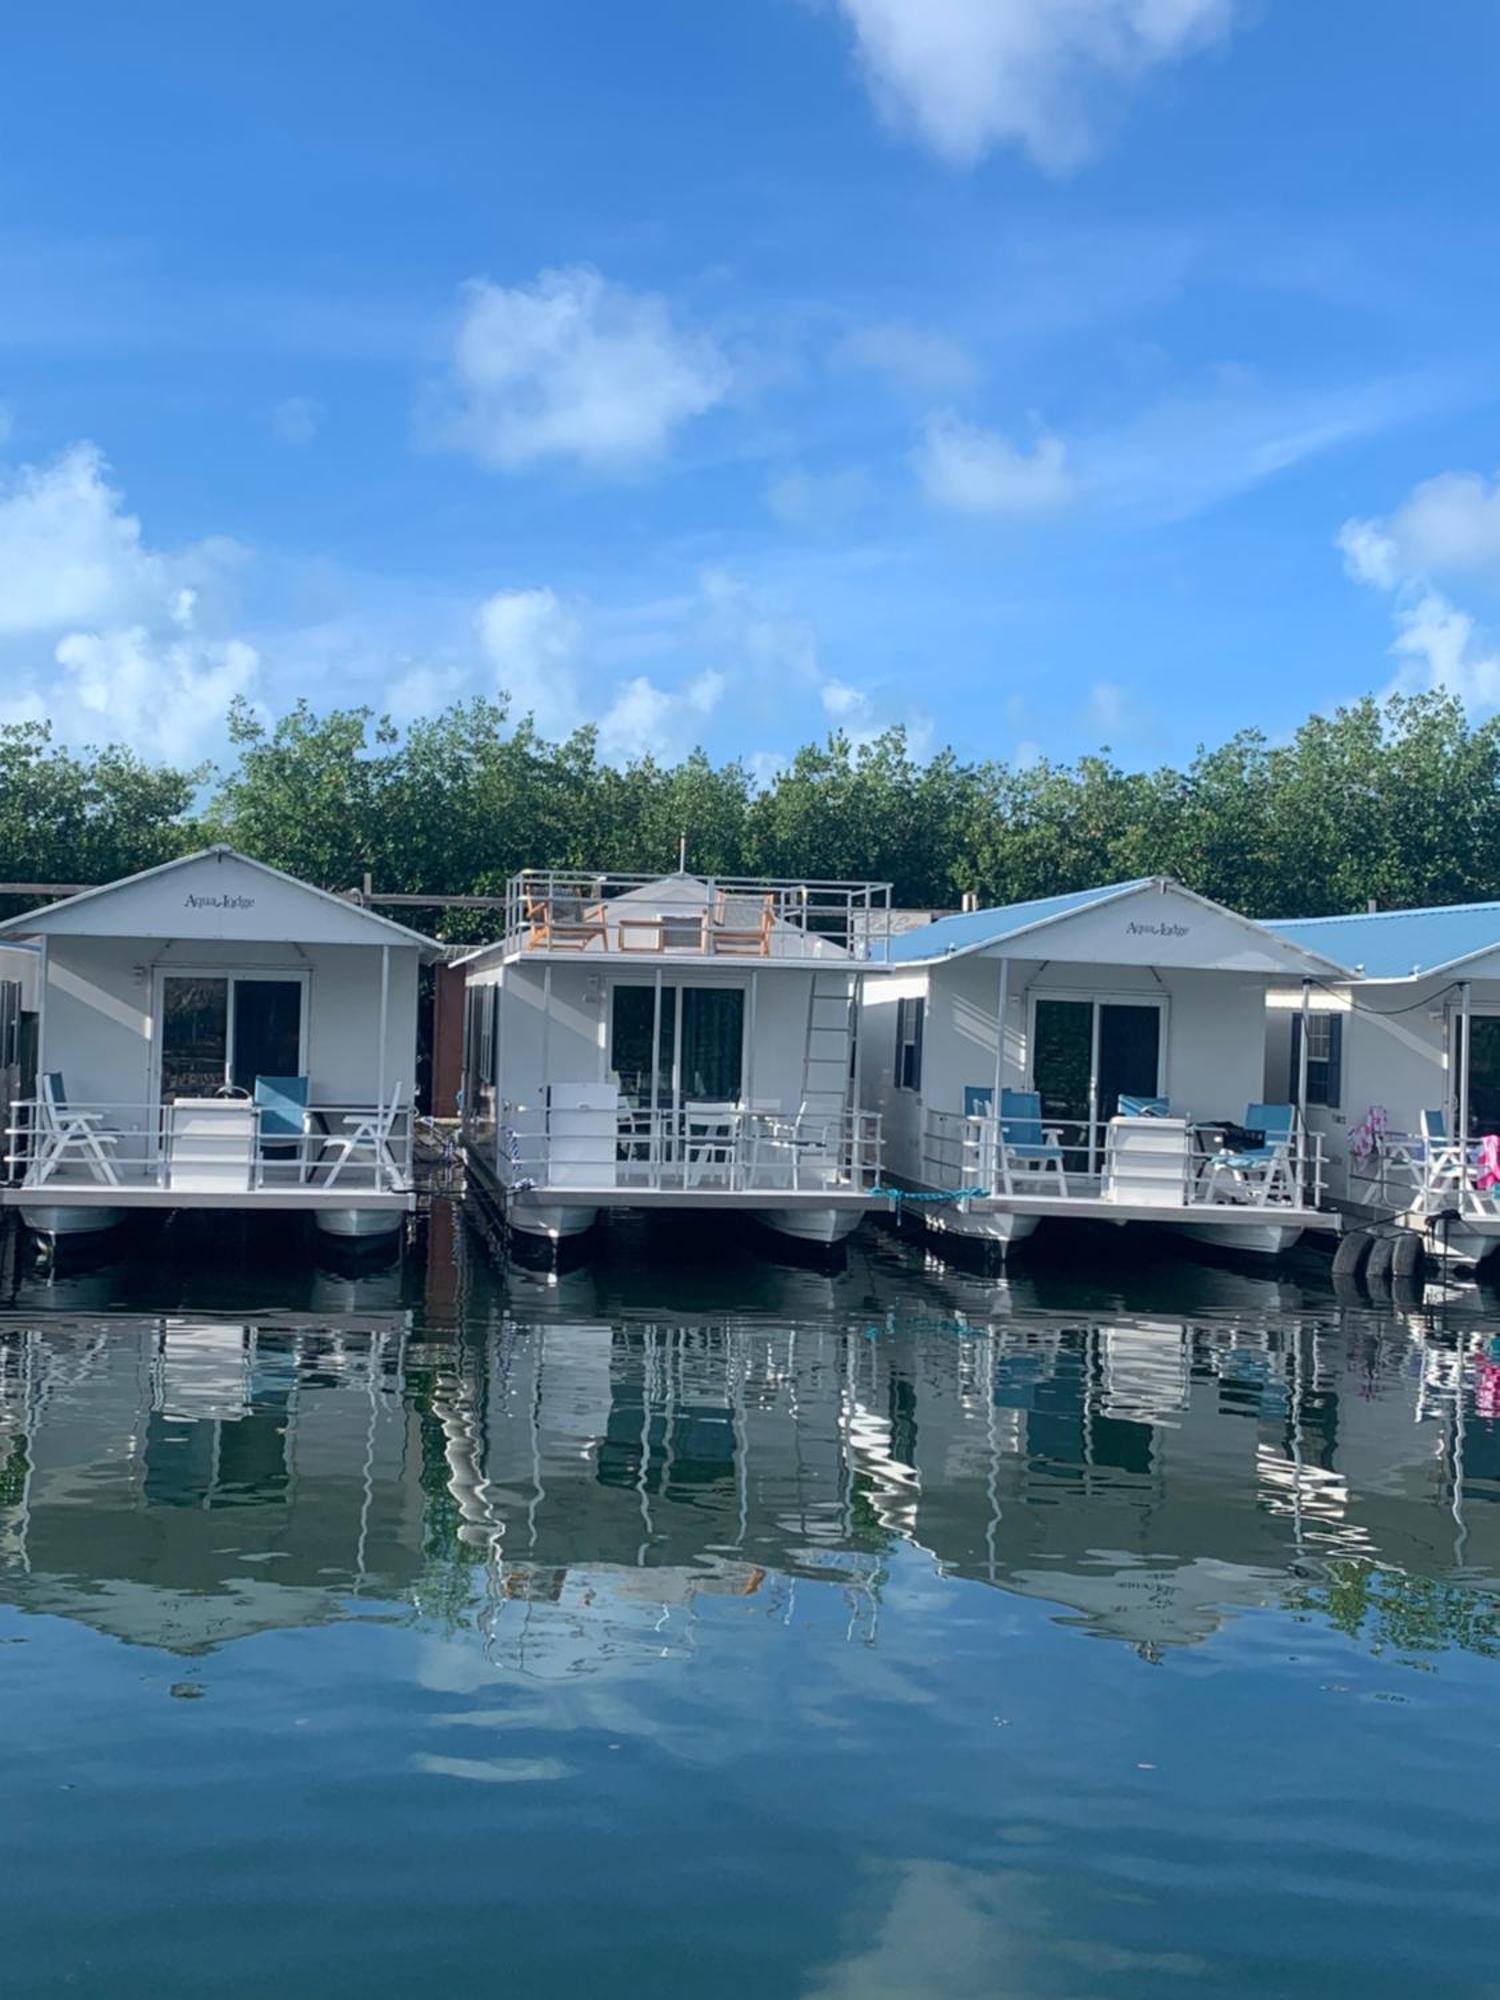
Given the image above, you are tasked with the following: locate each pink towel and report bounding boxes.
[1477,1134,1500,1192]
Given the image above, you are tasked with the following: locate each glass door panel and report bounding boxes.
[231,979,302,1091]
[160,977,229,1101]
[1096,1004,1162,1120]
[680,989,743,1102]
[1032,999,1092,1135]
[610,984,677,1112]
[1459,1014,1500,1136]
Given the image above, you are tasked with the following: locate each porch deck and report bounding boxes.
[4,1098,415,1212]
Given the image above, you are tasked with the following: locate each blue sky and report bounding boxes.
[3,0,1500,774]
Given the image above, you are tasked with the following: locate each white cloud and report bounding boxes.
[271,396,323,446]
[830,0,1239,171]
[1337,511,1500,713]
[1376,469,1500,576]
[0,442,166,636]
[438,264,730,472]
[915,413,1072,514]
[820,678,869,720]
[0,441,261,761]
[833,321,976,396]
[475,585,586,736]
[52,619,260,766]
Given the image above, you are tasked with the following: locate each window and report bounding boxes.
[895,995,924,1092]
[1290,1011,1342,1109]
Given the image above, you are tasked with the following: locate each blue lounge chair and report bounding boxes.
[1205,1101,1297,1205]
[254,1074,310,1176]
[1117,1094,1169,1118]
[999,1088,1069,1196]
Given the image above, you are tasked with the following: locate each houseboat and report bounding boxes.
[458,869,889,1251]
[0,846,439,1244]
[861,876,1349,1259]
[1264,898,1500,1268]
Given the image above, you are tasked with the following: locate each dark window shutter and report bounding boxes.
[1325,1013,1342,1110]
[1288,1014,1302,1102]
[913,998,925,1091]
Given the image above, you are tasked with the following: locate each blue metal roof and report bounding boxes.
[1266,900,1500,980]
[881,880,1154,964]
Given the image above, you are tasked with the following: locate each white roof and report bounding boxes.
[0,846,441,953]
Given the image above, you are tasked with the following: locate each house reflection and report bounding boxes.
[0,1300,1497,1659]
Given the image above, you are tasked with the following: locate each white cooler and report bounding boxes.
[546,1082,619,1189]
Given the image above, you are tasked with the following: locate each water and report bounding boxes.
[3,1209,1500,1997]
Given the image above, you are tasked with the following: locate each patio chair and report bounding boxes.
[524,892,608,952]
[1202,1102,1297,1206]
[254,1074,310,1179]
[1117,1095,1169,1118]
[683,1101,739,1187]
[998,1088,1069,1196]
[33,1072,121,1187]
[710,892,775,957]
[322,1084,406,1190]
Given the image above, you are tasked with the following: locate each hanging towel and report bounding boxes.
[1350,1104,1389,1165]
[1477,1134,1500,1192]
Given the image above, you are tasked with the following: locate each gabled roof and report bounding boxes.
[0,846,440,953]
[1265,899,1500,982]
[881,880,1153,964]
[882,875,1353,977]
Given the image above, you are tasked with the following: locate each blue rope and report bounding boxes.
[871,1184,991,1220]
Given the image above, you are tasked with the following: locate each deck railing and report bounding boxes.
[502,870,895,961]
[922,1110,1326,1210]
[5,1099,414,1195]
[497,1105,883,1196]
[1357,1132,1500,1218]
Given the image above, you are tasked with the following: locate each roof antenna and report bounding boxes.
[677,832,688,874]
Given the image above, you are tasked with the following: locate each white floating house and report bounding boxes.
[0,846,439,1242]
[1263,898,1500,1266]
[861,877,1350,1258]
[458,869,889,1250]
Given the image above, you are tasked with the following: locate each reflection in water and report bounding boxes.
[2,1224,1498,1659]
[1,1209,1499,1997]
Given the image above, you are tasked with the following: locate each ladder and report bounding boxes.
[800,970,856,1125]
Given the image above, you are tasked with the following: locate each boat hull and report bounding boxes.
[20,1203,128,1239]
[918,1204,1041,1252]
[312,1207,407,1242]
[507,1202,600,1245]
[1165,1217,1304,1257]
[757,1205,864,1248]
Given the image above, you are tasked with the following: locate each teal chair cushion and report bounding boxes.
[255,1075,309,1139]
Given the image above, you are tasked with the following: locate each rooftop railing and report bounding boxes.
[501,870,895,961]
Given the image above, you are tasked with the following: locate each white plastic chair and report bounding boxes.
[34,1073,121,1187]
[683,1102,738,1187]
[323,1085,406,1190]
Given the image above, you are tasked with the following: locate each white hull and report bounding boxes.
[20,1203,128,1239]
[508,1202,600,1245]
[1416,1221,1500,1269]
[919,1204,1041,1252]
[757,1206,864,1248]
[1166,1217,1304,1257]
[312,1207,406,1242]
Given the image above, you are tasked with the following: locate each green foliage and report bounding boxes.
[1289,1557,1500,1661]
[5,688,1500,936]
[0,721,199,917]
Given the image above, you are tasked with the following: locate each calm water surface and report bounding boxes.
[3,1208,1500,1997]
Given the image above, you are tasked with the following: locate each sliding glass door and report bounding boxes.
[1451,1010,1500,1137]
[158,974,306,1103]
[610,984,744,1112]
[1031,995,1163,1170]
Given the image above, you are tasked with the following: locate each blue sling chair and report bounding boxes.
[254,1075,310,1180]
[1204,1102,1297,1205]
[998,1088,1069,1196]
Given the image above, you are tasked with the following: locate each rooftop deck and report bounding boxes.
[493,870,895,963]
